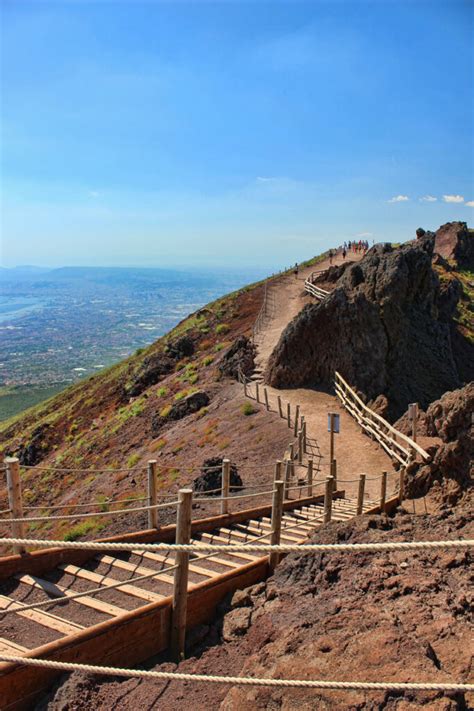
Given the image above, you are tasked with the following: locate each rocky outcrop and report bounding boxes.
[266,235,469,420]
[396,383,473,501]
[193,457,243,495]
[434,221,474,268]
[167,390,210,421]
[219,336,256,380]
[124,336,196,399]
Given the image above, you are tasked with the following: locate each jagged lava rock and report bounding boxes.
[219,336,256,380]
[434,221,474,268]
[193,457,243,494]
[266,236,467,420]
[396,383,473,500]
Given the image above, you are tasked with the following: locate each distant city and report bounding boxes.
[0,265,267,420]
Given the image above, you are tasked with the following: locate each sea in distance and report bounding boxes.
[0,265,268,421]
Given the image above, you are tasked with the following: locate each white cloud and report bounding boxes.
[356,232,373,238]
[256,176,279,183]
[419,195,437,202]
[465,200,474,207]
[88,190,100,198]
[388,195,409,203]
[442,194,464,203]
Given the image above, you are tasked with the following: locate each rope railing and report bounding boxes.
[0,655,471,692]
[1,499,180,525]
[2,537,471,555]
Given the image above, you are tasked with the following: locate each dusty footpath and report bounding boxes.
[39,491,473,710]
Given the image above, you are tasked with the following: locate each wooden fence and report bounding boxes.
[304,279,330,301]
[334,372,430,467]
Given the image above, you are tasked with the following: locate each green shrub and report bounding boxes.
[216,323,230,335]
[202,356,214,366]
[127,453,141,468]
[64,520,102,542]
[241,402,256,416]
[157,386,168,397]
[160,404,172,418]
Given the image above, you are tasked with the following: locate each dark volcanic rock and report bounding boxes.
[124,353,174,398]
[166,335,195,360]
[434,221,474,269]
[168,390,210,420]
[219,336,256,380]
[396,383,474,501]
[16,425,53,466]
[193,457,243,495]
[266,234,469,420]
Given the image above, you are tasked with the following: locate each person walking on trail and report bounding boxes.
[329,249,334,265]
[342,247,347,260]
[294,262,299,279]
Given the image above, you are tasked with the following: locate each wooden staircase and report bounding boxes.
[0,496,375,659]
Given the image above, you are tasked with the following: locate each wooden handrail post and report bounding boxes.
[298,430,303,464]
[380,471,387,512]
[5,457,25,554]
[287,402,291,428]
[294,405,300,436]
[255,382,260,404]
[324,476,334,523]
[274,460,282,483]
[243,379,248,397]
[330,459,337,489]
[277,396,283,418]
[221,459,230,515]
[171,488,193,662]
[357,474,366,515]
[289,442,294,461]
[269,480,284,571]
[284,460,291,499]
[398,467,405,504]
[307,458,314,498]
[302,420,307,454]
[147,460,158,529]
[264,387,270,411]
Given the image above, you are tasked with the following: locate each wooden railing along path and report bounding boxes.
[335,372,430,467]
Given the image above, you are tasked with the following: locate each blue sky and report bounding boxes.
[1,0,473,269]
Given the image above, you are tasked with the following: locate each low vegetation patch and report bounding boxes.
[241,402,256,416]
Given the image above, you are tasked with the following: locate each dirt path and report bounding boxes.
[250,252,396,503]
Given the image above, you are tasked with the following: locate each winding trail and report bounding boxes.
[250,253,395,502]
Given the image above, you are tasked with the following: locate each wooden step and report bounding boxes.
[132,550,223,578]
[196,533,260,562]
[0,594,83,636]
[16,574,127,618]
[59,563,165,603]
[97,555,179,588]
[0,637,28,655]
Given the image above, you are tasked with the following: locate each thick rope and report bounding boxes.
[2,499,179,524]
[0,655,471,691]
[2,537,472,555]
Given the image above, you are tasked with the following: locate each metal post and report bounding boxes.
[147,460,158,529]
[329,413,335,467]
[255,382,260,404]
[171,489,193,662]
[357,474,366,515]
[269,481,284,571]
[5,457,25,554]
[330,459,337,489]
[220,459,231,515]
